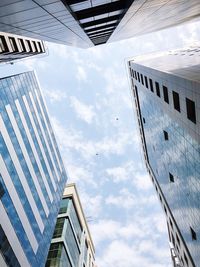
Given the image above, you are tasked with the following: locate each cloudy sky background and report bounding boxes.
[1,19,200,267]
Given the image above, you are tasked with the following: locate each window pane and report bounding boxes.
[172,91,180,112]
[53,218,65,238]
[59,198,70,214]
[149,78,154,92]
[144,76,148,88]
[155,82,160,97]
[163,86,169,103]
[186,98,196,123]
[70,201,82,243]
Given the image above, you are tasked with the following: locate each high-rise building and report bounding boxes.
[46,183,96,267]
[0,1,200,47]
[128,46,200,267]
[0,71,68,267]
[0,32,45,63]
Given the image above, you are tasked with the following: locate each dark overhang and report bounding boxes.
[62,0,135,46]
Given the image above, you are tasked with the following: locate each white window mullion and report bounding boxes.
[22,95,57,192]
[5,105,49,217]
[0,155,38,253]
[15,99,53,203]
[34,89,62,173]
[0,202,31,266]
[29,92,60,182]
[0,115,44,233]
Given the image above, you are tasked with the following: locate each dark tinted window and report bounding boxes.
[164,206,167,214]
[176,234,180,246]
[163,130,168,140]
[9,37,18,52]
[137,72,140,82]
[18,39,26,51]
[0,35,8,52]
[135,71,137,80]
[171,233,175,245]
[169,172,174,182]
[172,91,180,112]
[170,218,173,229]
[32,41,38,52]
[144,76,148,88]
[38,41,43,52]
[59,197,70,214]
[186,98,196,123]
[184,253,188,266]
[190,227,197,240]
[140,74,144,85]
[155,82,160,97]
[149,78,154,92]
[53,218,65,238]
[163,86,169,103]
[26,40,32,52]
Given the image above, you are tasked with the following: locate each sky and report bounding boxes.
[1,19,200,267]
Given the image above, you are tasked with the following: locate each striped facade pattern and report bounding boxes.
[0,71,68,267]
[0,31,45,63]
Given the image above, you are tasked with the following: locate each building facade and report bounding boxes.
[0,1,200,47]
[108,0,200,44]
[0,71,68,267]
[46,183,96,267]
[0,32,45,63]
[128,47,200,267]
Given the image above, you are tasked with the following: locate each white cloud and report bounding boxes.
[105,188,135,210]
[70,96,96,124]
[67,164,97,187]
[96,239,171,267]
[152,214,168,234]
[43,88,67,103]
[106,166,131,183]
[94,131,135,157]
[104,161,152,191]
[105,187,159,213]
[134,173,153,191]
[52,118,137,161]
[78,190,103,220]
[18,56,48,70]
[90,219,146,246]
[76,66,87,82]
[90,220,120,244]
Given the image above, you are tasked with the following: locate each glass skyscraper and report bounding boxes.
[46,183,96,267]
[128,46,200,267]
[0,71,68,267]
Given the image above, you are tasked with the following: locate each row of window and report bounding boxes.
[50,218,94,267]
[170,226,189,266]
[165,172,197,267]
[131,69,197,124]
[148,167,195,267]
[0,35,44,54]
[156,188,190,266]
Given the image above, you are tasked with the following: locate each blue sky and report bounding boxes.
[1,20,200,267]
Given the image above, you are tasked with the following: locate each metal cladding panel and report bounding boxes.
[0,0,93,48]
[109,0,200,43]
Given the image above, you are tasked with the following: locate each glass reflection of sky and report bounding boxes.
[137,82,200,266]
